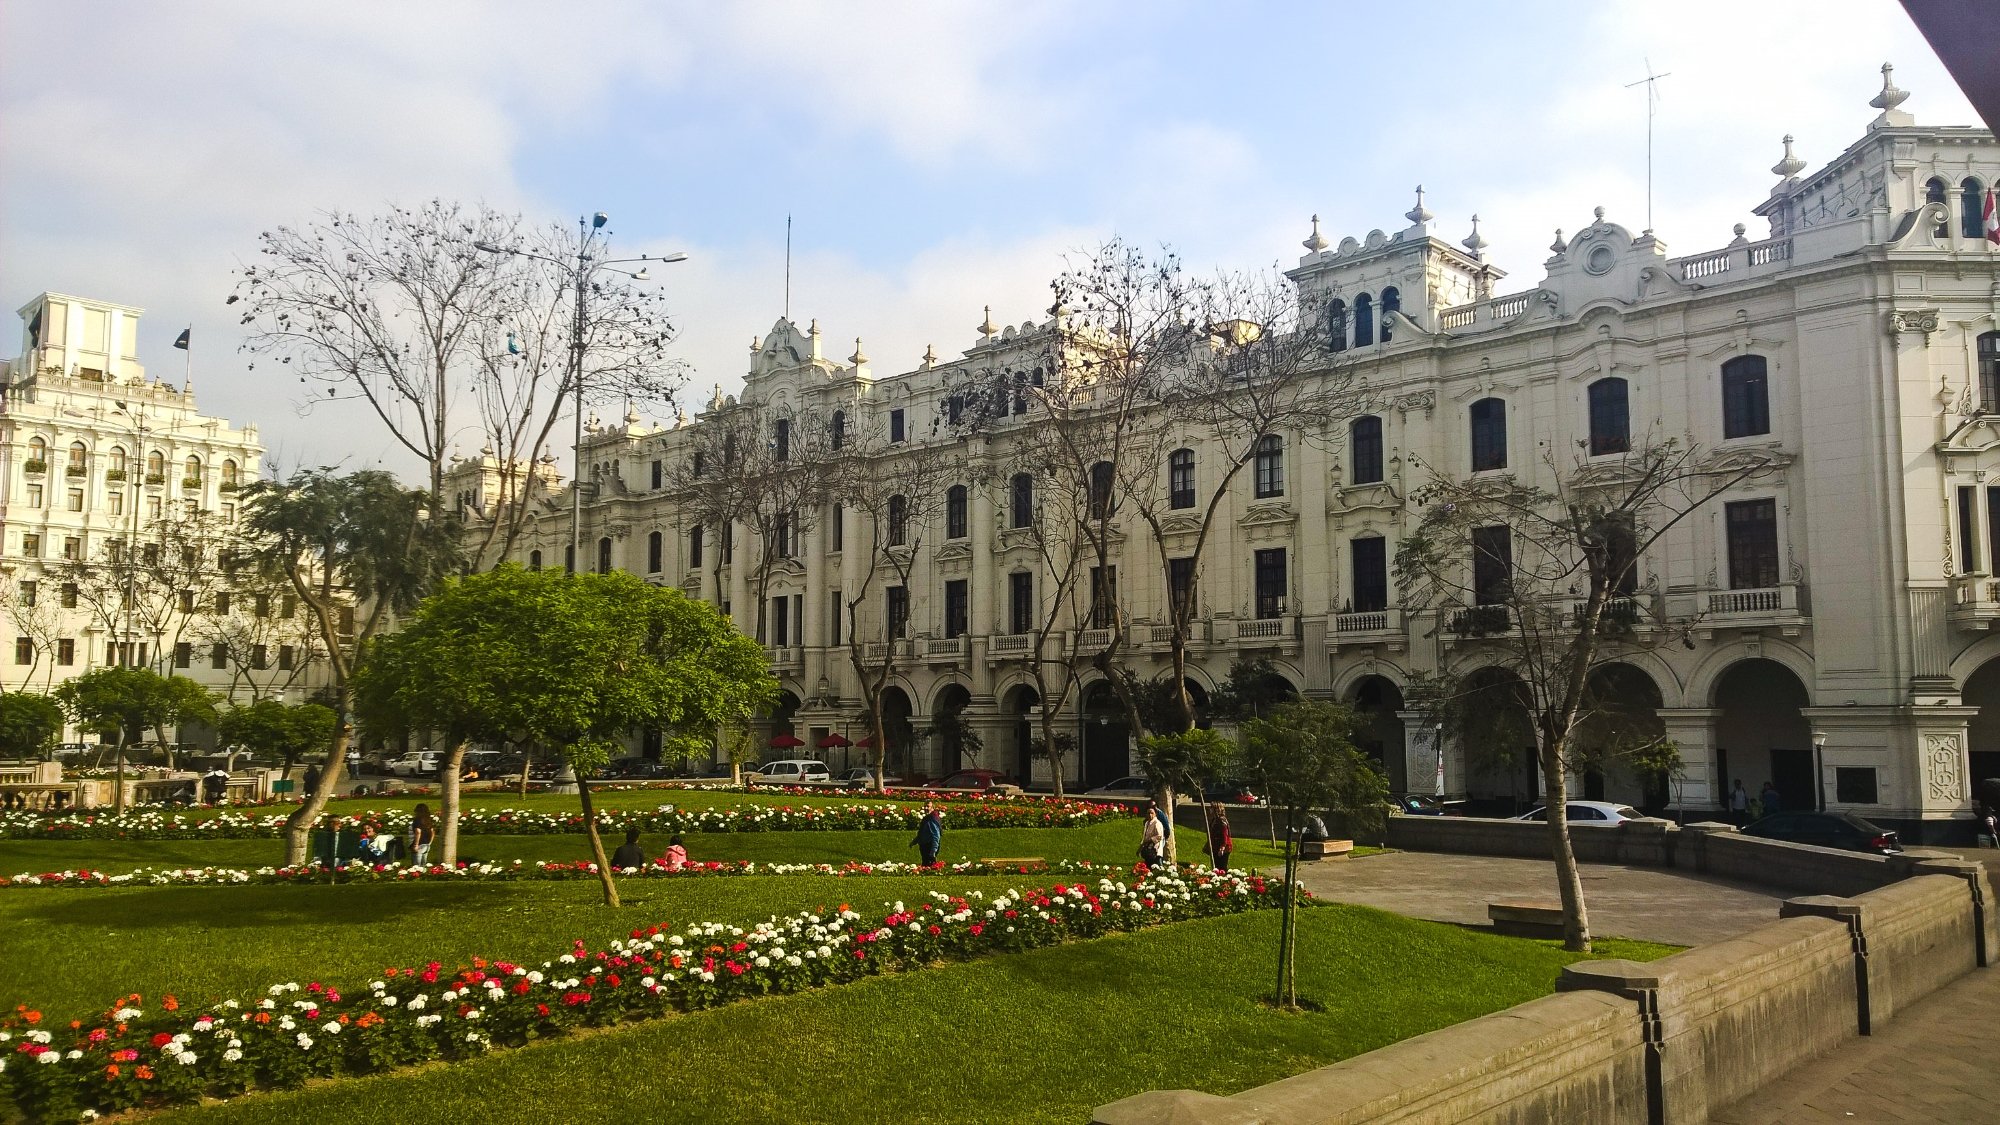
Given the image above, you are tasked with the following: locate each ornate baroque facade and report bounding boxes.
[464,71,1999,839]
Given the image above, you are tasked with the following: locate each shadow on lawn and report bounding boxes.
[11,881,503,930]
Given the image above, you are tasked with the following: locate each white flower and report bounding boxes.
[36,1051,57,1065]
[65,1049,83,1060]
[113,1007,143,1021]
[227,1038,241,1049]
[526,971,545,984]
[223,1049,243,1063]
[296,1033,314,1050]
[176,1051,198,1065]
[323,1021,341,1035]
[382,996,399,1007]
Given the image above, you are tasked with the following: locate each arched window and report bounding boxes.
[1469,398,1507,471]
[1962,178,1986,240]
[1379,287,1401,343]
[830,409,846,450]
[68,442,87,471]
[1088,461,1116,518]
[597,536,612,574]
[689,524,704,567]
[647,530,663,573]
[1587,378,1630,456]
[1325,299,1348,352]
[1253,435,1285,498]
[945,484,968,539]
[1721,355,1770,438]
[1977,332,2000,414]
[1353,293,1375,347]
[146,450,164,480]
[220,459,239,487]
[887,494,908,546]
[528,549,542,571]
[1168,448,1196,509]
[1350,416,1383,484]
[26,437,46,467]
[108,446,127,474]
[184,456,202,486]
[1010,473,1034,529]
[1926,177,1949,238]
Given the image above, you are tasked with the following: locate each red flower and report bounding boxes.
[112,1049,138,1063]
[150,1032,173,1048]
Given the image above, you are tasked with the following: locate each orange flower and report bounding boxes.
[162,995,179,1012]
[105,1064,121,1078]
[135,1066,154,1080]
[21,1010,40,1025]
[253,1012,271,1024]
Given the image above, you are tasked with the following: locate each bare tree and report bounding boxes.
[1394,435,1776,951]
[0,579,66,692]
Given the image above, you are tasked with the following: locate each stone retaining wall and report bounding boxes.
[1094,823,1995,1125]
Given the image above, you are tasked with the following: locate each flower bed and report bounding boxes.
[1,798,1130,843]
[0,869,1283,1122]
[0,857,1108,889]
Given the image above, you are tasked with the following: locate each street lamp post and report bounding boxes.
[476,213,686,573]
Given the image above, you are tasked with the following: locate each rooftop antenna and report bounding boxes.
[784,214,792,321]
[1626,60,1671,231]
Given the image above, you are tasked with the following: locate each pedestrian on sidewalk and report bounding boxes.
[1729,779,1750,826]
[1760,781,1782,816]
[1139,800,1165,868]
[912,802,943,867]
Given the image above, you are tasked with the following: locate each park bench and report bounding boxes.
[1487,899,1565,938]
[976,857,1046,869]
[1298,837,1354,861]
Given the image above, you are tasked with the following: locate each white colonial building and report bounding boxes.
[1,293,321,737]
[462,69,1999,841]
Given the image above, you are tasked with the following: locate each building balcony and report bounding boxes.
[1220,615,1300,654]
[764,644,804,672]
[1443,604,1514,645]
[1686,582,1809,638]
[1141,621,1211,651]
[922,636,968,664]
[1326,607,1405,650]
[1950,575,2000,630]
[1075,628,1115,655]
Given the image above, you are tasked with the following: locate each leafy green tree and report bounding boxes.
[1238,700,1388,1010]
[240,468,463,864]
[217,699,337,775]
[54,668,217,814]
[1209,658,1298,723]
[0,692,65,760]
[358,565,772,902]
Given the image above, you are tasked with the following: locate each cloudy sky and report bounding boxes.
[0,0,1974,477]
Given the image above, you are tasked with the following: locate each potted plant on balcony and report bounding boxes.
[65,464,87,478]
[181,476,202,490]
[22,459,46,475]
[105,468,127,482]
[145,472,166,485]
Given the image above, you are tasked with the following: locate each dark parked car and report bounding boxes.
[1203,780,1262,806]
[600,757,671,781]
[1740,811,1902,854]
[932,769,1022,794]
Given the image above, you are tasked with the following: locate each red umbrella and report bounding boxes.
[855,735,878,748]
[816,733,853,749]
[769,733,805,749]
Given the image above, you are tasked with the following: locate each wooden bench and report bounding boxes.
[1298,838,1354,861]
[1488,900,1565,938]
[976,857,1046,869]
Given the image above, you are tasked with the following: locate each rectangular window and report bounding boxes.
[19,581,36,607]
[1834,767,1878,804]
[1009,571,1034,634]
[692,451,706,478]
[1351,537,1389,613]
[60,583,78,609]
[25,484,42,509]
[772,597,790,647]
[1961,486,1980,574]
[774,418,791,462]
[107,490,123,516]
[57,638,75,666]
[1253,437,1284,498]
[1090,566,1118,628]
[947,395,963,425]
[773,513,793,559]
[944,579,968,638]
[831,504,843,552]
[946,488,968,539]
[174,641,192,669]
[1168,557,1197,620]
[1988,488,2000,578]
[282,594,296,619]
[689,525,704,568]
[216,592,232,615]
[829,590,843,646]
[889,409,906,443]
[1725,499,1780,590]
[251,644,268,670]
[254,593,271,618]
[887,585,909,639]
[21,534,39,558]
[211,643,227,670]
[1722,357,1771,439]
[179,590,195,614]
[721,523,733,565]
[1604,515,1640,597]
[1470,399,1508,471]
[1350,417,1384,485]
[650,459,663,489]
[1472,526,1513,605]
[278,645,295,671]
[147,497,161,520]
[1253,549,1287,619]
[63,537,80,560]
[1168,450,1195,510]
[13,637,31,665]
[66,488,84,512]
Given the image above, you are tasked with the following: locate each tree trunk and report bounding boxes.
[283,719,351,866]
[1274,806,1298,1008]
[576,770,620,908]
[111,731,128,816]
[1039,710,1064,800]
[1542,745,1592,952]
[439,739,469,866]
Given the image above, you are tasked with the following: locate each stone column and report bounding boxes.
[969,482,995,639]
[1659,707,1721,818]
[726,518,750,637]
[803,502,828,690]
[1398,711,1449,798]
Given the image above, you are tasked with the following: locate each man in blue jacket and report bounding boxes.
[912,802,943,867]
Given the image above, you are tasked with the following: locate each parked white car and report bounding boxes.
[386,751,439,778]
[750,759,833,784]
[1512,801,1644,824]
[1083,775,1154,797]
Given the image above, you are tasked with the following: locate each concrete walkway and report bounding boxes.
[1711,963,1999,1124]
[1289,850,1785,947]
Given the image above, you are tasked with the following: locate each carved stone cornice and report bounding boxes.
[1887,308,1940,346]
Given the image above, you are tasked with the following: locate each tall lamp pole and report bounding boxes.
[477,213,686,573]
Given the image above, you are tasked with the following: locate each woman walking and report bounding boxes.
[409,804,436,867]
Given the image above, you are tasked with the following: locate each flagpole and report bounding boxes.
[183,325,192,394]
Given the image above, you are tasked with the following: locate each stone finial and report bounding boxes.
[1870,62,1909,112]
[850,337,868,365]
[1593,205,1607,223]
[809,318,821,337]
[1549,228,1568,255]
[1302,214,1329,252]
[1405,185,1434,226]
[1771,134,1807,179]
[978,305,999,338]
[675,407,688,429]
[922,343,938,368]
[1462,214,1488,257]
[749,334,760,354]
[1728,223,1750,247]
[625,404,642,426]
[709,383,724,411]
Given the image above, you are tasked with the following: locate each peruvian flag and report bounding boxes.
[1987,188,2000,246]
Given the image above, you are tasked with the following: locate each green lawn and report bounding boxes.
[143,905,1675,1125]
[80,784,1005,823]
[0,818,1172,875]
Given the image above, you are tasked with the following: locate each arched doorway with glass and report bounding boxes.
[1003,683,1040,785]
[1711,658,1814,814]
[932,683,975,776]
[1349,675,1407,794]
[1079,680,1131,789]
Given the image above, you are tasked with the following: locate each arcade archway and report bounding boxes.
[1712,659,1813,812]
